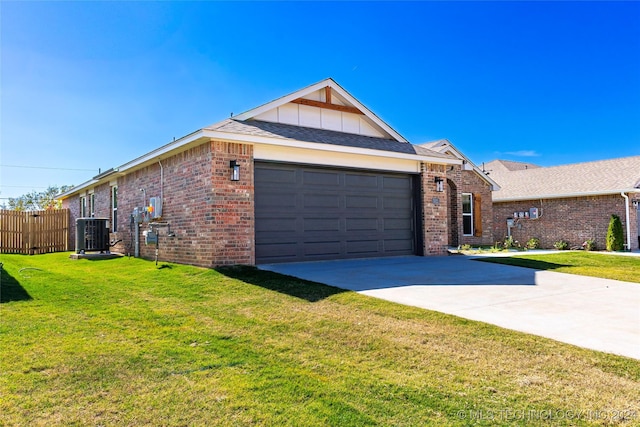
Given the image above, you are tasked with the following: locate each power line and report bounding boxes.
[0,185,49,189]
[0,164,96,172]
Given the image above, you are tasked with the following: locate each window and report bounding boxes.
[112,186,118,232]
[89,193,95,217]
[462,193,473,236]
[80,196,87,217]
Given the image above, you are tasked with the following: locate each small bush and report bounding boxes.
[554,240,569,250]
[459,244,472,251]
[503,236,519,249]
[582,239,597,251]
[526,238,540,250]
[606,214,624,251]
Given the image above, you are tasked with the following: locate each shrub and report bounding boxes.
[459,244,472,251]
[606,214,624,251]
[582,239,597,251]
[526,237,540,250]
[554,240,569,250]
[503,236,517,249]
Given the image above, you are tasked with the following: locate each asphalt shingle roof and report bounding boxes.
[207,119,453,159]
[488,156,640,201]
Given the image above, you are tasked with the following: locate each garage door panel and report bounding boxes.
[384,218,413,231]
[383,176,412,190]
[304,241,342,256]
[256,217,297,233]
[384,238,414,252]
[346,240,380,254]
[303,170,340,186]
[345,174,378,188]
[255,163,416,263]
[346,195,378,209]
[346,217,378,231]
[256,192,297,208]
[304,218,340,232]
[383,196,412,210]
[303,194,340,208]
[259,167,297,184]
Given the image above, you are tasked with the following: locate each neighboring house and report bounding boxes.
[486,157,640,251]
[60,78,493,267]
[417,139,499,247]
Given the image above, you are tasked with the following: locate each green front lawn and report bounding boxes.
[476,251,640,284]
[1,253,639,426]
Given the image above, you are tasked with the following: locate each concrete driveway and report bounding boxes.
[259,255,640,359]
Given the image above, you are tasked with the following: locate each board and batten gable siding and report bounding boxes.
[253,87,388,139]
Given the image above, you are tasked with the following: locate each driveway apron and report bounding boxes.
[259,255,640,360]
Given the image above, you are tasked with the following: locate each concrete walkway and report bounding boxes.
[260,255,640,360]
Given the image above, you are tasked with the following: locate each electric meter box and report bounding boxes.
[529,207,539,219]
[149,197,162,219]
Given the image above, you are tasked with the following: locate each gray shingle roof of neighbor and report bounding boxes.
[484,159,541,173]
[488,156,640,201]
[207,119,454,159]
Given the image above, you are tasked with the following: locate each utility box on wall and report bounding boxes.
[149,197,162,219]
[529,207,539,219]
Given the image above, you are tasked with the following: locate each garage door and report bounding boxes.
[255,162,417,264]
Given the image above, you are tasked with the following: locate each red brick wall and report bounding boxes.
[493,194,639,251]
[459,169,494,246]
[117,142,254,267]
[421,163,449,255]
[65,140,255,266]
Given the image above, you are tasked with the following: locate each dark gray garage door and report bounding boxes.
[255,162,417,264]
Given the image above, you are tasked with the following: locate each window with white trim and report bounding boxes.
[462,193,473,236]
[89,193,95,217]
[80,196,87,217]
[112,186,118,232]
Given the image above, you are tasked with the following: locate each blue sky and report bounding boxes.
[2,1,639,201]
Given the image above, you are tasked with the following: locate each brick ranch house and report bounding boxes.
[485,157,640,251]
[60,79,496,267]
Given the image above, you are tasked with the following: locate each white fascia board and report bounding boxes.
[233,78,408,143]
[431,141,500,190]
[493,188,640,203]
[58,179,99,199]
[203,129,461,165]
[233,80,333,121]
[58,129,208,199]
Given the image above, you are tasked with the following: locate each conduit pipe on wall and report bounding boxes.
[158,160,164,203]
[621,192,631,251]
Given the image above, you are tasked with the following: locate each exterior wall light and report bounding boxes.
[434,176,444,192]
[230,160,240,181]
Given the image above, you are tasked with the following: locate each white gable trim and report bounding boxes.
[233,78,408,143]
[419,139,501,191]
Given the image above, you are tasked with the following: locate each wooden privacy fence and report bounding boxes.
[0,209,70,254]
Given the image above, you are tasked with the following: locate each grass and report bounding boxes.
[475,251,640,284]
[1,252,639,426]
